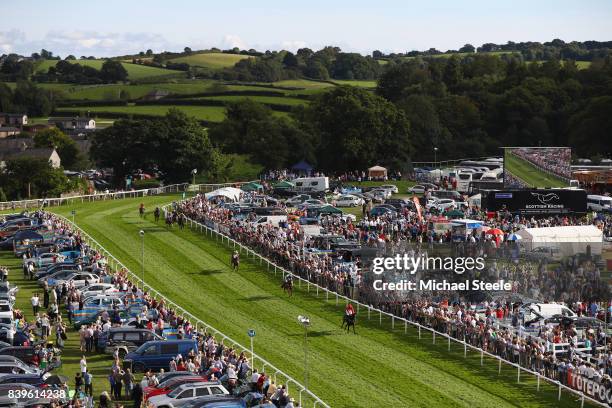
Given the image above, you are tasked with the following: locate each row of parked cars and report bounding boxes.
[1,213,273,407]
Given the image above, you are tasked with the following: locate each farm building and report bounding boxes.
[0,113,28,127]
[48,116,96,133]
[0,147,61,168]
[0,126,21,138]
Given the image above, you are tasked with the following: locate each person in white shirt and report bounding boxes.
[250,368,260,384]
[80,356,87,374]
[31,294,40,315]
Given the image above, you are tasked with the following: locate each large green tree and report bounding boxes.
[100,60,128,82]
[210,100,315,169]
[33,128,82,169]
[90,109,223,185]
[302,86,412,171]
[0,158,77,199]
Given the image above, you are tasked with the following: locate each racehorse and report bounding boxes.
[341,314,356,334]
[231,252,240,271]
[281,279,293,297]
[165,214,174,228]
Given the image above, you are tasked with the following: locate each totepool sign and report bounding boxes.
[568,371,612,404]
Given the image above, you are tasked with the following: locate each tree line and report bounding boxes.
[211,53,612,171]
[34,59,128,84]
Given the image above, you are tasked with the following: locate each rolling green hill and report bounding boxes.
[34,59,182,80]
[169,52,252,69]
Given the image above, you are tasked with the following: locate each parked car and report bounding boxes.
[379,184,399,194]
[298,199,325,208]
[181,396,247,408]
[335,195,364,207]
[23,253,65,268]
[98,328,163,358]
[0,360,42,375]
[140,371,199,392]
[363,191,386,203]
[124,340,199,372]
[369,206,397,217]
[368,188,392,199]
[34,263,80,280]
[285,195,312,206]
[79,283,119,298]
[0,373,51,386]
[408,184,430,194]
[144,375,210,401]
[0,347,39,364]
[0,283,17,304]
[430,198,457,212]
[385,198,413,210]
[147,382,229,408]
[82,295,124,309]
[51,272,99,288]
[0,300,13,320]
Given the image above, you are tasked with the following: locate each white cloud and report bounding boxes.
[0,29,178,57]
[221,34,248,50]
[279,40,307,52]
[0,29,26,54]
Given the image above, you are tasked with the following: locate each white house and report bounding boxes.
[0,147,61,169]
[48,116,96,131]
[0,113,28,127]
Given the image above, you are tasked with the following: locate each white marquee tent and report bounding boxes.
[516,225,603,256]
[204,187,243,202]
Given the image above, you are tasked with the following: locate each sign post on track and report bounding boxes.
[248,329,256,361]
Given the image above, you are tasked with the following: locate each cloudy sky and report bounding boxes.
[2,0,612,57]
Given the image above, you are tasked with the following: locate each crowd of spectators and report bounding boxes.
[175,183,612,400]
[511,148,572,180]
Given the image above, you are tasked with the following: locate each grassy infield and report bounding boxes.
[0,192,595,407]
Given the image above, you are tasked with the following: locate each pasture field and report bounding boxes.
[330,80,377,88]
[40,195,595,408]
[56,104,227,122]
[271,79,334,89]
[197,95,308,106]
[55,104,289,122]
[34,59,182,80]
[58,81,215,100]
[504,152,568,188]
[168,53,251,69]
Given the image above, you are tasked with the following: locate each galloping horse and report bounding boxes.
[281,277,293,297]
[165,213,175,228]
[341,313,356,334]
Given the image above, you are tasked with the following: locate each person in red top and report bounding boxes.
[345,303,355,317]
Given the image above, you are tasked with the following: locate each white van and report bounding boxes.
[456,172,472,193]
[480,170,501,181]
[521,303,576,322]
[292,177,329,193]
[250,215,288,228]
[587,195,612,212]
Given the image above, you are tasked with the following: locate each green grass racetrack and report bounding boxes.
[45,195,592,407]
[504,152,568,188]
